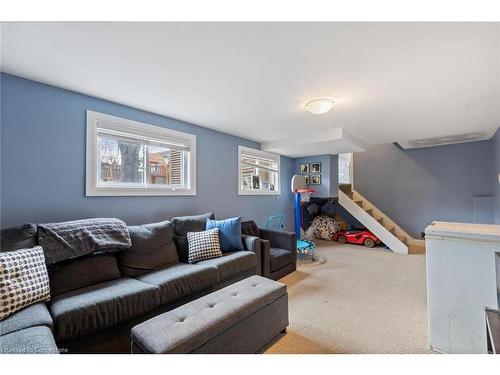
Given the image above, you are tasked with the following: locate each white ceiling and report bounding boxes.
[1,22,500,156]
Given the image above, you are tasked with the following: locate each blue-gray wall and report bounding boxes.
[292,154,338,197]
[493,128,500,224]
[353,141,494,238]
[0,73,294,230]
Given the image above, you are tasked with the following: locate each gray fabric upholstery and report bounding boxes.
[38,218,131,265]
[58,289,216,354]
[191,294,288,353]
[0,216,268,354]
[0,326,59,354]
[259,229,297,253]
[270,248,292,272]
[211,269,256,290]
[49,253,122,297]
[0,303,53,336]
[261,240,272,277]
[50,277,160,341]
[241,234,262,275]
[241,220,260,238]
[0,224,37,252]
[119,220,178,277]
[172,213,215,263]
[266,263,296,282]
[259,229,297,280]
[197,251,256,281]
[131,275,287,353]
[136,263,219,305]
[172,213,215,236]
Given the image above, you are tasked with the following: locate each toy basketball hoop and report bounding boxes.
[291,175,317,260]
[296,188,315,203]
[291,175,315,203]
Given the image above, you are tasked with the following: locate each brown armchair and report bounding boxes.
[241,221,297,280]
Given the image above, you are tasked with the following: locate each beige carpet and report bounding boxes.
[265,241,430,354]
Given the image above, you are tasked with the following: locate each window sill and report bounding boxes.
[86,187,196,196]
[238,190,280,196]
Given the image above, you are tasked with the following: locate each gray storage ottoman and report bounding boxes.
[131,275,288,353]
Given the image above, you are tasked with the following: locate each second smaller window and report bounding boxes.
[238,146,280,195]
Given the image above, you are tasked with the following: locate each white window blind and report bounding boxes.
[86,110,196,196]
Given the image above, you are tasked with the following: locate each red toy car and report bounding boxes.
[333,230,381,248]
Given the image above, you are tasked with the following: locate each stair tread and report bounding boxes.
[343,190,413,252]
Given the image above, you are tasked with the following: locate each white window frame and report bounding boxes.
[238,145,281,196]
[86,110,196,196]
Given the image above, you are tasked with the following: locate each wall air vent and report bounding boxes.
[397,132,491,149]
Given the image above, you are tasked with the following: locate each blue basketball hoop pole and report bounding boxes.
[294,191,302,238]
[293,188,317,260]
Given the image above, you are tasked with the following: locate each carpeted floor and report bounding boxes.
[265,240,430,354]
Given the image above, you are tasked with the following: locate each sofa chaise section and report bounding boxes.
[0,326,58,354]
[0,303,57,354]
[0,302,53,337]
[50,277,160,341]
[0,225,59,354]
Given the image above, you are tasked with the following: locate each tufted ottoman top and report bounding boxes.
[131,275,287,353]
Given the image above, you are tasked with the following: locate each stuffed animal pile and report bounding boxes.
[304,215,341,241]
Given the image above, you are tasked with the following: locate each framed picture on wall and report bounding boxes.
[300,163,310,173]
[305,175,310,185]
[252,175,260,189]
[242,177,250,190]
[311,175,321,185]
[311,162,321,173]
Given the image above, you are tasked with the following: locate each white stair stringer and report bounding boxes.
[338,190,409,255]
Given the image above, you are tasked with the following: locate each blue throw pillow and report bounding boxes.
[206,217,243,252]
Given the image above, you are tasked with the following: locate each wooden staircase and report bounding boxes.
[338,184,425,255]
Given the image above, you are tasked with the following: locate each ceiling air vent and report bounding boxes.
[397,132,490,149]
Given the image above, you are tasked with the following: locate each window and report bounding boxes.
[86,111,196,196]
[238,146,280,195]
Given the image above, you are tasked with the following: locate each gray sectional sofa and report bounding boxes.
[0,213,261,354]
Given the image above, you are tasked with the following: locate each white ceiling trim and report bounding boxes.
[262,128,367,157]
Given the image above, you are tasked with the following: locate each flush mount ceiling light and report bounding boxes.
[305,98,335,115]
